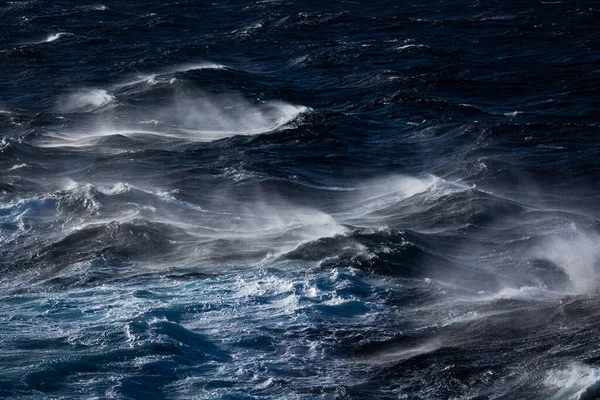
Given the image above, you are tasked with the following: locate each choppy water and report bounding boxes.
[1,1,600,399]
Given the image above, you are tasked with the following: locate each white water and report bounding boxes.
[56,89,115,113]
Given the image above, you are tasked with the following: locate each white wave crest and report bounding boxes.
[534,227,600,294]
[114,61,228,90]
[169,62,227,73]
[544,364,600,400]
[56,89,115,113]
[43,32,71,43]
[170,96,310,139]
[44,91,309,148]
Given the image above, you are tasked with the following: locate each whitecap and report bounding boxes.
[396,44,426,50]
[504,111,523,117]
[55,89,115,113]
[334,174,439,221]
[42,94,311,148]
[169,62,227,73]
[533,227,600,294]
[43,32,72,43]
[544,364,600,400]
[231,21,263,37]
[114,62,229,91]
[171,100,310,140]
[7,163,28,171]
[76,4,108,11]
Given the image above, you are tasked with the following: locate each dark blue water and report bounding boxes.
[1,1,600,398]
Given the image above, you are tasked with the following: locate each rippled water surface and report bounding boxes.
[1,1,600,399]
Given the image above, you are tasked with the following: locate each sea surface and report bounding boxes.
[1,1,599,399]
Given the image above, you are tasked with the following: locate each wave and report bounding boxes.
[40,60,307,148]
[55,89,115,113]
[166,97,310,138]
[113,61,229,92]
[42,93,310,148]
[39,32,72,44]
[2,0,599,398]
[544,364,600,400]
[36,219,188,265]
[6,172,597,294]
[169,62,228,73]
[395,43,427,51]
[533,229,600,294]
[0,181,347,278]
[75,4,108,11]
[231,21,264,39]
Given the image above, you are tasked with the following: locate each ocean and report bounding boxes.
[1,1,599,398]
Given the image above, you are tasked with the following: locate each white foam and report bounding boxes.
[7,163,28,171]
[46,95,310,146]
[169,62,227,73]
[113,74,156,90]
[40,97,308,147]
[43,32,71,43]
[56,89,115,113]
[534,227,600,294]
[115,62,228,90]
[173,99,310,139]
[231,22,263,37]
[32,179,346,265]
[205,202,347,253]
[396,44,426,50]
[359,174,435,200]
[485,285,552,300]
[77,4,108,11]
[335,175,437,221]
[504,111,523,117]
[544,364,600,400]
